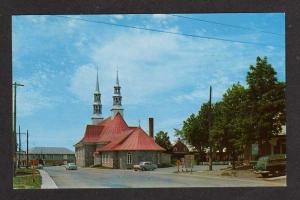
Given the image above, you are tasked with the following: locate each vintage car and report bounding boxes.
[254,154,286,177]
[36,164,44,169]
[65,163,78,170]
[133,161,157,171]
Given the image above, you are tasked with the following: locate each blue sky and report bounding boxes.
[12,13,285,151]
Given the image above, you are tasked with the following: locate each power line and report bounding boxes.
[55,15,283,48]
[169,14,284,36]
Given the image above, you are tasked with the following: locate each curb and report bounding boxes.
[39,169,58,189]
[264,175,286,181]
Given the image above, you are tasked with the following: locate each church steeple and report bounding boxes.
[111,69,124,119]
[91,67,103,125]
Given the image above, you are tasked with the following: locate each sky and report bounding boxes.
[12,13,285,151]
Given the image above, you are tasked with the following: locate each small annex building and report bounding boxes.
[171,138,190,160]
[74,70,166,169]
[28,147,75,166]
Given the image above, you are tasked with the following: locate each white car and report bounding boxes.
[133,161,157,171]
[65,163,78,170]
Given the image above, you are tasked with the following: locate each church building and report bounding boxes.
[74,70,166,169]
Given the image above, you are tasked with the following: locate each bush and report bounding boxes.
[158,163,173,168]
[91,164,111,169]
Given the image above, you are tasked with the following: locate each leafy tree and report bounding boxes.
[210,101,226,160]
[155,131,172,152]
[246,56,286,144]
[222,83,248,169]
[176,56,285,165]
[176,103,210,154]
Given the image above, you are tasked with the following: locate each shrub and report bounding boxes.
[158,163,173,168]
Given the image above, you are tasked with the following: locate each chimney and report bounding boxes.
[149,118,154,138]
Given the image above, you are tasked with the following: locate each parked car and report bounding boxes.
[133,161,157,171]
[65,163,78,170]
[254,154,286,177]
[36,164,43,169]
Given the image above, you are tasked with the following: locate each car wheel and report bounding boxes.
[262,173,269,178]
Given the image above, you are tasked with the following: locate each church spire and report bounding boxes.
[111,69,124,119]
[116,69,119,86]
[91,66,103,125]
[96,67,100,92]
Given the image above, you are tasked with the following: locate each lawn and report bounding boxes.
[13,168,42,189]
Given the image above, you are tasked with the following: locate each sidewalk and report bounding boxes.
[39,169,58,189]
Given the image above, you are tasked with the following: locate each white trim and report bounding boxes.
[127,152,132,164]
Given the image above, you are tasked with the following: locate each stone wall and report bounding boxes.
[160,153,171,164]
[102,152,115,168]
[84,149,166,169]
[94,153,101,165]
[84,144,96,167]
[118,151,160,169]
[75,146,85,167]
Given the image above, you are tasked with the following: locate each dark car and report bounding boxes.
[254,154,286,177]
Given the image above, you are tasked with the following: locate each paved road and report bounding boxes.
[44,166,285,188]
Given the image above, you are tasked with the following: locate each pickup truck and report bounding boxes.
[254,154,286,177]
[133,161,157,171]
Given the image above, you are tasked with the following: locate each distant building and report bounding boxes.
[74,70,167,169]
[171,138,189,160]
[256,125,286,157]
[28,147,75,166]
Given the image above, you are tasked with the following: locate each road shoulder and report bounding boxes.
[39,169,58,189]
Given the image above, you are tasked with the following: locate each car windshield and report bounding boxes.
[68,163,76,166]
[258,156,269,162]
[140,162,150,165]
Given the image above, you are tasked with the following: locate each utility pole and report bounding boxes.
[26,130,29,168]
[208,86,213,171]
[12,82,24,176]
[17,126,27,168]
[18,125,21,168]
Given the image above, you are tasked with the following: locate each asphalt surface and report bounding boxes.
[44,166,286,188]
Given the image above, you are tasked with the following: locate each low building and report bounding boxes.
[259,125,286,156]
[251,125,286,160]
[28,147,75,166]
[171,138,189,161]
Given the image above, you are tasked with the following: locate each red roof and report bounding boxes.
[77,113,165,152]
[80,125,104,143]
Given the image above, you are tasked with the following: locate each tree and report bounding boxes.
[175,104,210,155]
[210,101,226,161]
[155,131,172,152]
[222,83,248,169]
[246,56,286,147]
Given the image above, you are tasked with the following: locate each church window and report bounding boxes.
[127,152,132,164]
[102,154,105,163]
[106,154,109,163]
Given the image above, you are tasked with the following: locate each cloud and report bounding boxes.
[16,68,62,117]
[68,64,98,103]
[113,15,124,20]
[152,14,169,19]
[89,30,256,104]
[24,15,48,23]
